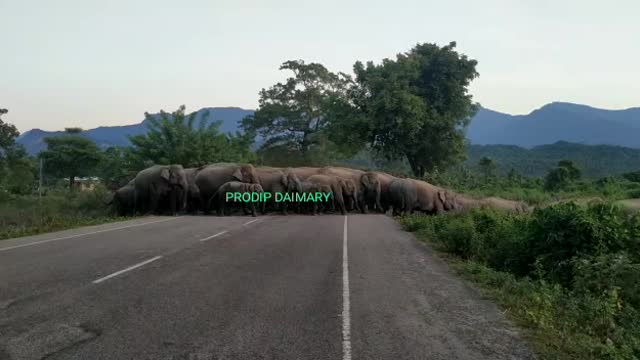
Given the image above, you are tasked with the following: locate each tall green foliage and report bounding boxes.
[0,110,36,194]
[402,204,640,359]
[545,160,582,191]
[39,129,102,190]
[0,109,19,151]
[351,42,479,177]
[478,156,498,179]
[129,105,256,168]
[242,60,358,163]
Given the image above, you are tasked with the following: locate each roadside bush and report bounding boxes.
[0,189,121,240]
[400,202,640,359]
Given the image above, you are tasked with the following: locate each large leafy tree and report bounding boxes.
[0,109,19,151]
[351,41,479,177]
[478,156,498,179]
[242,60,357,162]
[0,109,36,194]
[39,128,103,190]
[128,105,255,168]
[544,160,582,191]
[96,146,138,189]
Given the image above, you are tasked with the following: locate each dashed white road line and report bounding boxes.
[243,219,260,226]
[92,256,163,284]
[199,231,229,242]
[0,217,183,252]
[342,215,352,360]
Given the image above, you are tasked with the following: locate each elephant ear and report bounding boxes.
[280,173,289,187]
[232,168,244,182]
[437,190,447,204]
[360,174,370,187]
[160,168,171,182]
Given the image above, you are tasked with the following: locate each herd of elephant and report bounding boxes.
[108,163,530,217]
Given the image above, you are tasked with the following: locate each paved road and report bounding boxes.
[0,215,535,360]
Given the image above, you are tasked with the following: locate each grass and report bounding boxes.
[0,187,128,241]
[400,204,640,360]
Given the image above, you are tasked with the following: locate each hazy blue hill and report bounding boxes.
[17,107,255,155]
[466,102,640,148]
[467,141,640,178]
[16,102,640,156]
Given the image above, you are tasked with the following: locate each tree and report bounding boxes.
[129,105,255,168]
[507,167,522,185]
[544,160,582,191]
[351,41,479,177]
[0,109,19,151]
[478,156,498,179]
[241,60,355,162]
[97,146,137,189]
[558,160,581,180]
[3,145,35,194]
[39,129,102,190]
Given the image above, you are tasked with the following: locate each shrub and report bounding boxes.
[0,190,121,240]
[401,203,640,359]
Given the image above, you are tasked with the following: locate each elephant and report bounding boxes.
[133,165,188,216]
[319,167,366,214]
[209,181,264,217]
[287,167,324,181]
[389,179,418,216]
[306,174,348,215]
[360,171,398,213]
[480,197,530,213]
[255,167,303,215]
[388,179,450,216]
[195,164,260,213]
[184,166,205,214]
[339,178,361,212]
[409,179,451,215]
[296,181,332,215]
[109,179,136,216]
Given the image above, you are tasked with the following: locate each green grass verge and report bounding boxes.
[0,189,129,241]
[400,204,640,360]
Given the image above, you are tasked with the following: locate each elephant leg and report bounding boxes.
[169,190,177,216]
[336,196,347,215]
[148,187,160,215]
[250,202,257,217]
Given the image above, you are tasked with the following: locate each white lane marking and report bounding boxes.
[243,219,260,226]
[0,217,183,252]
[199,231,228,242]
[342,215,352,360]
[92,256,163,284]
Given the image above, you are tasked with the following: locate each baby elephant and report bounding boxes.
[210,181,264,217]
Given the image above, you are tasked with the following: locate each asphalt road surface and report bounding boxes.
[0,215,535,360]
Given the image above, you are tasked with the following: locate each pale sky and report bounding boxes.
[2,0,639,133]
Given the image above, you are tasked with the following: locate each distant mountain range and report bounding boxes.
[467,102,640,148]
[16,102,640,155]
[17,107,254,155]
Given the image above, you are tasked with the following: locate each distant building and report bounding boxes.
[69,177,101,191]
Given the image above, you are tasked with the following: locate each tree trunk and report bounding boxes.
[407,156,425,178]
[69,175,75,191]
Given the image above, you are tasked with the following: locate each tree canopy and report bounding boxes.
[0,109,19,151]
[241,60,356,163]
[39,129,102,190]
[350,41,479,177]
[478,156,498,179]
[129,105,256,168]
[544,160,582,191]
